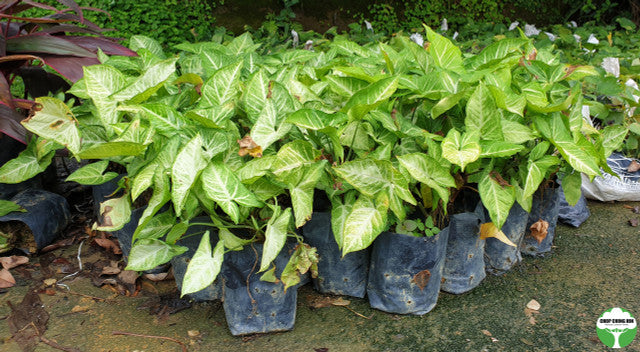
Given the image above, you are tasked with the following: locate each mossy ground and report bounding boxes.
[1,201,639,351]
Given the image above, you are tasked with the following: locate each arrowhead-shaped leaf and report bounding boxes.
[342,195,388,255]
[260,207,292,272]
[94,195,132,232]
[201,61,243,107]
[466,83,503,140]
[200,162,263,223]
[126,239,187,271]
[171,135,208,215]
[181,231,225,296]
[66,160,118,185]
[441,129,481,171]
[22,97,81,155]
[424,25,463,72]
[478,172,515,230]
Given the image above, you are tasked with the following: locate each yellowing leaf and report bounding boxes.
[479,222,516,247]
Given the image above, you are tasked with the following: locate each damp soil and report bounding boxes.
[1,201,639,352]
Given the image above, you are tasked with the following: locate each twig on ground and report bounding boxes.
[342,305,374,320]
[39,335,83,352]
[112,331,188,352]
[64,290,113,302]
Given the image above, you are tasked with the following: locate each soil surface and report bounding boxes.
[1,200,639,352]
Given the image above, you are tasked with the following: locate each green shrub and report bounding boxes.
[33,0,221,49]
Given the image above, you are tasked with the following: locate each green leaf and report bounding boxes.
[0,143,54,184]
[554,140,601,176]
[260,207,292,272]
[529,141,551,161]
[139,103,186,136]
[250,100,291,151]
[201,61,243,106]
[126,239,187,271]
[523,155,560,199]
[171,135,208,215]
[136,171,172,237]
[330,192,356,249]
[431,90,466,118]
[22,97,81,155]
[601,125,628,157]
[561,170,582,206]
[272,140,321,181]
[466,83,503,140]
[441,129,481,171]
[66,160,118,185]
[201,162,263,223]
[325,76,369,97]
[397,153,455,205]
[93,195,132,232]
[502,119,536,143]
[112,58,178,103]
[479,140,525,158]
[424,25,463,72]
[165,222,190,245]
[134,211,175,242]
[83,65,128,100]
[488,85,526,116]
[77,142,147,159]
[342,76,399,120]
[465,38,527,70]
[285,109,346,130]
[219,227,251,251]
[243,69,270,120]
[129,35,165,58]
[288,161,327,228]
[181,232,225,297]
[333,159,415,206]
[478,172,515,230]
[0,200,26,216]
[342,195,388,255]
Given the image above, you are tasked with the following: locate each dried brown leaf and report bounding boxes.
[526,299,541,311]
[237,135,263,158]
[0,255,28,269]
[94,238,122,255]
[481,329,492,336]
[118,270,139,285]
[629,218,639,227]
[0,268,16,288]
[101,266,121,275]
[529,219,549,244]
[411,269,431,291]
[308,296,351,309]
[628,160,640,173]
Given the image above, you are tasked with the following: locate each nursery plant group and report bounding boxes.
[0,0,638,337]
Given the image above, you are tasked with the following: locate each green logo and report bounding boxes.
[597,308,637,348]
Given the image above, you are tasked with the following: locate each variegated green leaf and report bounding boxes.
[22,97,81,155]
[126,239,187,271]
[181,231,225,297]
[441,129,481,171]
[66,160,118,185]
[342,195,388,255]
[260,207,292,272]
[171,134,208,215]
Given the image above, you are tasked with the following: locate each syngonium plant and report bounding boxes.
[0,27,623,295]
[0,0,136,144]
[0,33,329,294]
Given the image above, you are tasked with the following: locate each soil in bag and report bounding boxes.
[222,241,298,335]
[302,212,369,298]
[367,228,449,315]
[171,217,222,301]
[0,189,70,253]
[483,203,529,274]
[521,186,560,256]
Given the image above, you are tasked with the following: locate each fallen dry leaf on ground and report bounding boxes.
[7,290,49,351]
[0,268,16,288]
[412,269,431,290]
[623,204,640,214]
[529,220,549,244]
[308,296,351,309]
[629,218,639,227]
[526,299,541,311]
[94,237,122,255]
[0,255,28,270]
[481,329,492,336]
